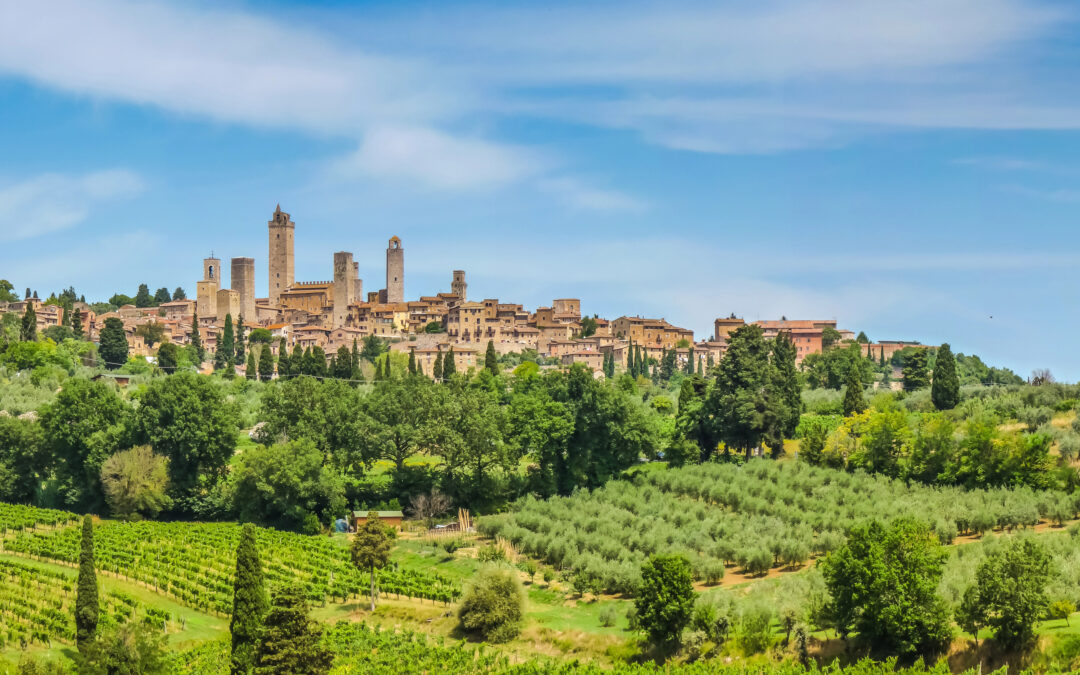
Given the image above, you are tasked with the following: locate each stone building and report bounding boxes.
[231,257,256,321]
[196,256,220,319]
[268,205,295,306]
[333,251,357,329]
[386,236,404,303]
[451,270,467,302]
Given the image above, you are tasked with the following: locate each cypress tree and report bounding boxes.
[20,303,36,341]
[71,307,83,339]
[433,352,444,381]
[333,346,352,380]
[252,586,332,675]
[485,340,499,376]
[277,338,291,377]
[627,340,636,375]
[903,349,931,391]
[383,355,391,379]
[246,350,258,380]
[696,356,703,377]
[76,515,98,651]
[311,346,328,377]
[685,347,695,375]
[235,316,246,365]
[842,365,866,417]
[222,314,236,368]
[231,523,267,675]
[879,346,886,367]
[259,344,274,382]
[99,317,129,369]
[351,338,360,372]
[408,349,417,376]
[214,344,229,372]
[931,343,960,411]
[190,312,205,365]
[443,347,457,377]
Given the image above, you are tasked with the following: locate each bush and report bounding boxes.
[477,545,507,564]
[599,605,618,627]
[734,603,774,655]
[542,569,555,584]
[457,565,525,643]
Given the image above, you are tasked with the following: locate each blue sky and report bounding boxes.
[1,0,1079,379]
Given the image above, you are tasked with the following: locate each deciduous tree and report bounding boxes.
[99,446,171,519]
[351,512,392,611]
[635,554,695,652]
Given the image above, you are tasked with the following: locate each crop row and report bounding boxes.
[6,519,460,615]
[0,503,78,536]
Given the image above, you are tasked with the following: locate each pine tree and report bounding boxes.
[71,307,83,339]
[351,512,392,612]
[235,316,246,365]
[231,523,267,675]
[258,344,274,382]
[903,349,931,391]
[277,338,291,378]
[842,365,866,417]
[252,586,333,675]
[433,352,444,381]
[443,347,457,377]
[134,283,152,308]
[20,303,36,341]
[99,317,129,369]
[931,343,960,411]
[190,313,205,365]
[485,340,499,376]
[172,287,187,301]
[222,315,236,369]
[408,349,417,375]
[246,350,258,380]
[76,515,98,651]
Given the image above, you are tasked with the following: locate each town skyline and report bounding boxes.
[2,0,1079,379]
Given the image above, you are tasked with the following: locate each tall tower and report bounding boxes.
[451,270,467,301]
[231,257,255,322]
[268,204,295,306]
[196,256,220,319]
[352,261,363,304]
[332,251,355,328]
[386,236,404,303]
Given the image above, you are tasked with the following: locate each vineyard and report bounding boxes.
[0,558,153,648]
[5,519,460,615]
[481,460,1076,594]
[0,504,77,535]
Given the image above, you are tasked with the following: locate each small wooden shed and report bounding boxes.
[351,510,404,530]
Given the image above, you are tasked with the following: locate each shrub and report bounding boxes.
[599,605,618,627]
[477,545,507,564]
[542,569,555,584]
[734,603,774,655]
[457,565,525,643]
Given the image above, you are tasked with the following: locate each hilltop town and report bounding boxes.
[1,205,931,378]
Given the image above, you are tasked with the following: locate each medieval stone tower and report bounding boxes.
[386,236,404,303]
[231,257,255,321]
[352,261,363,303]
[268,205,295,306]
[451,270,467,301]
[196,256,220,318]
[332,251,356,328]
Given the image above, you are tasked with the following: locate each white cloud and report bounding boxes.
[0,170,144,242]
[953,156,1048,171]
[331,125,549,190]
[538,178,646,213]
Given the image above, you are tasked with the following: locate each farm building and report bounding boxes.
[350,510,404,530]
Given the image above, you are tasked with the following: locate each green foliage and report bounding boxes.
[21,303,37,342]
[99,445,171,519]
[156,342,179,373]
[352,512,393,611]
[0,415,48,502]
[902,349,931,391]
[253,586,333,675]
[229,440,345,531]
[76,515,99,650]
[98,318,129,369]
[231,523,267,675]
[841,366,866,417]
[76,620,169,675]
[635,554,695,651]
[931,343,960,410]
[966,537,1053,651]
[820,518,951,657]
[257,343,274,382]
[457,565,525,643]
[134,284,152,308]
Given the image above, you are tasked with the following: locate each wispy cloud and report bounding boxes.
[1001,184,1080,203]
[0,170,144,242]
[953,156,1049,171]
[538,178,647,213]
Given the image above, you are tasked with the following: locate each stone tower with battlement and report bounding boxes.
[352,262,362,304]
[332,251,356,328]
[231,257,255,322]
[268,205,295,306]
[451,270,467,302]
[196,256,220,319]
[386,236,404,303]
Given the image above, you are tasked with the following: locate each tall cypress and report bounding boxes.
[231,523,267,675]
[879,346,886,367]
[259,344,275,382]
[191,312,205,365]
[351,338,360,372]
[20,303,36,341]
[484,340,499,376]
[685,347,695,375]
[433,352,443,381]
[222,314,236,368]
[408,349,417,376]
[931,343,960,411]
[71,307,84,339]
[627,340,635,375]
[443,347,457,377]
[383,355,391,379]
[99,317,129,369]
[246,350,258,380]
[277,338,291,377]
[842,365,866,417]
[76,515,98,651]
[235,316,247,365]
